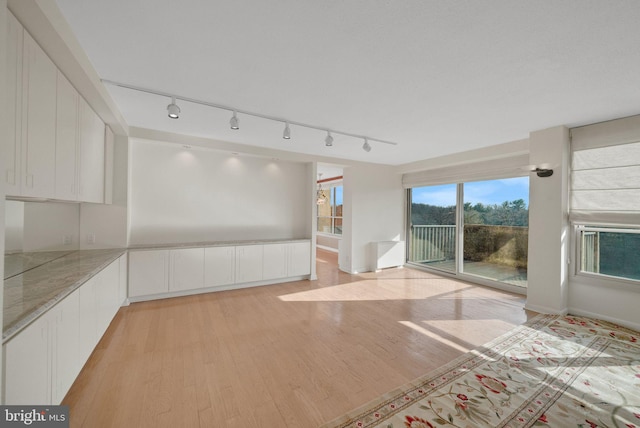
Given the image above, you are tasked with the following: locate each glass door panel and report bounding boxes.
[462,177,529,287]
[409,184,457,273]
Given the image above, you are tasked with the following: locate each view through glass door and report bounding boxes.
[408,177,529,287]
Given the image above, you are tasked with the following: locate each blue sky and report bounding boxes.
[412,177,529,207]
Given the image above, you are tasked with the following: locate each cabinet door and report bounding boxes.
[235,245,263,283]
[21,31,57,198]
[55,71,79,200]
[263,244,287,280]
[118,254,128,305]
[104,126,115,204]
[78,97,105,203]
[78,276,98,363]
[128,250,169,297]
[5,12,23,196]
[4,311,52,405]
[95,260,120,338]
[170,248,205,292]
[287,242,311,276]
[204,246,236,287]
[52,289,80,404]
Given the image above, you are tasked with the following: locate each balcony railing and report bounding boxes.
[410,225,456,262]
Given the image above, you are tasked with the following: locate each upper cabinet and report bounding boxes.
[4,12,108,204]
[5,11,23,196]
[21,31,57,198]
[55,72,80,201]
[78,97,105,203]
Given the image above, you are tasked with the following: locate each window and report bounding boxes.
[317,185,342,235]
[570,132,640,284]
[408,177,529,287]
[577,226,640,281]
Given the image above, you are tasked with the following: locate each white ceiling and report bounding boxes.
[54,0,640,166]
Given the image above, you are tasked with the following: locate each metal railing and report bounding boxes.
[410,225,456,262]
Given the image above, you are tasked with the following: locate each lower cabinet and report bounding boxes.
[235,245,264,283]
[170,248,204,292]
[3,255,125,405]
[4,310,53,405]
[128,249,169,297]
[129,241,311,300]
[204,246,236,287]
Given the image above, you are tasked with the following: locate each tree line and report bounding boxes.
[411,199,529,227]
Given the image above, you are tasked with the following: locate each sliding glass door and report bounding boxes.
[408,184,457,273]
[408,177,529,287]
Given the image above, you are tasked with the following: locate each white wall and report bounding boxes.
[128,139,310,245]
[80,135,128,249]
[340,164,404,273]
[525,126,570,315]
[1,0,9,396]
[22,202,80,252]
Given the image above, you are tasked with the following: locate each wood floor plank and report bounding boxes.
[63,249,535,427]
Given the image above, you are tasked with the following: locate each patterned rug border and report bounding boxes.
[319,313,639,428]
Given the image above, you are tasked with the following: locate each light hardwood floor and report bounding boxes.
[63,249,535,427]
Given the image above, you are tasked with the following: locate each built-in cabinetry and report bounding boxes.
[129,241,311,301]
[3,255,126,405]
[4,11,108,203]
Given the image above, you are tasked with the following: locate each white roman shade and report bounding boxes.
[402,154,530,188]
[570,115,640,225]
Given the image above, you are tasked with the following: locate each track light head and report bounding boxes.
[283,122,291,140]
[362,138,372,152]
[325,131,333,147]
[167,96,180,119]
[230,111,239,130]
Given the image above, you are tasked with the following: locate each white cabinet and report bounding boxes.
[4,257,123,405]
[118,254,128,305]
[95,260,120,336]
[20,31,57,198]
[204,246,236,287]
[170,248,205,292]
[235,245,264,283]
[128,250,170,297]
[78,275,98,363]
[5,11,23,195]
[4,311,53,405]
[52,289,80,405]
[263,244,287,280]
[104,126,115,205]
[287,241,312,277]
[79,97,105,203]
[55,71,80,200]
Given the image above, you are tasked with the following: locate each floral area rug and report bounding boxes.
[321,314,640,428]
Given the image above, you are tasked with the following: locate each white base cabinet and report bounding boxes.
[128,250,169,297]
[204,246,236,287]
[129,241,311,301]
[3,255,125,405]
[170,248,205,292]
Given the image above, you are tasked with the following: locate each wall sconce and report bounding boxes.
[535,168,553,178]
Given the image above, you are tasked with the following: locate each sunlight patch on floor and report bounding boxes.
[419,319,519,347]
[399,321,471,353]
[278,280,475,302]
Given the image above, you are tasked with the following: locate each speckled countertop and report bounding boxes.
[3,249,126,343]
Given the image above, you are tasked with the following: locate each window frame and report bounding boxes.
[572,222,640,287]
[317,181,343,236]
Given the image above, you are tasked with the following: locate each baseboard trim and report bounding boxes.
[568,307,640,332]
[524,302,569,315]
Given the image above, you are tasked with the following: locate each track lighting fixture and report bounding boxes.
[230,111,239,130]
[325,131,334,147]
[102,80,402,152]
[167,96,180,119]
